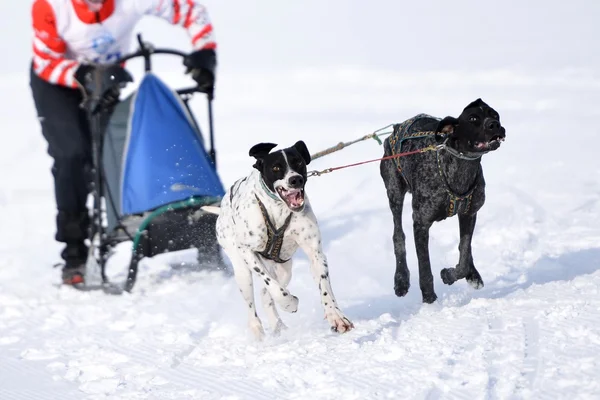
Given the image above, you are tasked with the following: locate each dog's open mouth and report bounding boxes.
[276,187,305,211]
[472,136,505,151]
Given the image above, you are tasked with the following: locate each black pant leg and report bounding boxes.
[29,66,92,244]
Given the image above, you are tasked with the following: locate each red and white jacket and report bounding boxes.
[32,0,216,88]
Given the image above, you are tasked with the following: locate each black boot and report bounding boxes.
[60,242,88,285]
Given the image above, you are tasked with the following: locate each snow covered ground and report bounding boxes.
[1,1,600,399]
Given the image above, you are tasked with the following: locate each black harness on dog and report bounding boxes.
[254,193,293,264]
[388,114,480,217]
[230,176,293,263]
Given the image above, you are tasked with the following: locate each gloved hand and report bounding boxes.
[183,49,216,94]
[74,63,132,111]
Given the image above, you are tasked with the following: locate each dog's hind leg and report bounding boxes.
[260,260,293,335]
[380,160,411,297]
[440,213,484,289]
[413,216,437,304]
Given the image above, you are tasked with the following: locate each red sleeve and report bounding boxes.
[143,0,216,50]
[32,0,79,88]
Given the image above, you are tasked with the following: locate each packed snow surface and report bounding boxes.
[1,1,599,398]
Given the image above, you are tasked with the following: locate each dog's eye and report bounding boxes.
[469,115,479,123]
[272,165,281,172]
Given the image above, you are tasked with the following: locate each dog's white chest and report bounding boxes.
[215,173,308,261]
[236,198,301,261]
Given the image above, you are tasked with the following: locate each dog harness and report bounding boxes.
[388,114,480,217]
[254,194,293,263]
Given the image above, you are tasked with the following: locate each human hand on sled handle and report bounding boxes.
[74,64,132,95]
[74,63,132,109]
[183,49,216,94]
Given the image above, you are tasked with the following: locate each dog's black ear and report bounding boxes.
[293,140,311,165]
[249,143,278,159]
[249,142,277,170]
[436,116,459,134]
[464,98,485,110]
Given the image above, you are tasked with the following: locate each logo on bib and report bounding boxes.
[90,33,116,55]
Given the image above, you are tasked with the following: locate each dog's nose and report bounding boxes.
[288,175,304,188]
[485,119,501,132]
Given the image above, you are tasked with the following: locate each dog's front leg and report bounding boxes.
[298,225,353,333]
[440,213,484,289]
[413,218,437,303]
[237,247,299,314]
[311,251,354,333]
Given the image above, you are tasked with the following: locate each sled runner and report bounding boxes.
[80,34,226,293]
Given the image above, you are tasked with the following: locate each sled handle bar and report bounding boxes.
[116,48,198,95]
[116,48,188,66]
[116,33,188,73]
[114,34,207,96]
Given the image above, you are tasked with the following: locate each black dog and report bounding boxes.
[379,98,506,303]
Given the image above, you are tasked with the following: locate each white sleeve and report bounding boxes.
[135,0,216,50]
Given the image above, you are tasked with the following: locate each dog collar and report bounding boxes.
[439,138,485,161]
[259,177,281,202]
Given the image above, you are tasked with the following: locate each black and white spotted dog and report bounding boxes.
[203,141,354,340]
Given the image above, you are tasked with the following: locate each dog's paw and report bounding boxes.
[249,319,266,341]
[394,271,410,297]
[273,320,288,336]
[466,269,484,289]
[326,309,354,334]
[422,292,438,304]
[440,268,455,285]
[280,293,299,313]
[394,282,410,297]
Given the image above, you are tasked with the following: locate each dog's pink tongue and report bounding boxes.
[287,191,304,208]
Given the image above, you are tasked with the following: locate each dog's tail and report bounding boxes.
[200,205,221,215]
